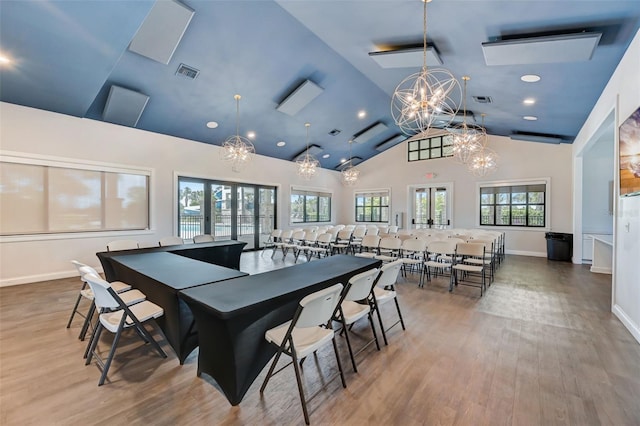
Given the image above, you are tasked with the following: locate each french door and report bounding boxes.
[411,184,452,229]
[178,177,276,250]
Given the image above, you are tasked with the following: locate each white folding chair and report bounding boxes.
[83,273,166,386]
[452,242,487,296]
[369,260,406,345]
[332,268,381,372]
[66,260,132,340]
[420,240,457,289]
[259,284,346,425]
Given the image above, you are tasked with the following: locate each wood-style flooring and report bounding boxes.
[1,251,639,425]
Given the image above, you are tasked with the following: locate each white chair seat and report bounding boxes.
[374,254,397,262]
[100,300,164,333]
[373,287,396,305]
[425,260,452,269]
[265,321,335,359]
[338,300,371,325]
[110,281,132,293]
[402,258,423,265]
[453,263,484,273]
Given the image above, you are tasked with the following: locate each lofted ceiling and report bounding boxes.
[1,0,639,170]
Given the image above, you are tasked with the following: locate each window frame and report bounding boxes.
[0,151,154,242]
[290,187,332,224]
[477,178,550,230]
[354,189,390,223]
[407,134,454,162]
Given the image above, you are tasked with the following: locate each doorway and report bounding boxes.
[178,177,276,250]
[410,183,452,229]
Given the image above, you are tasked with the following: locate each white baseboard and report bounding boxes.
[505,249,546,257]
[0,266,104,287]
[613,304,640,345]
[590,266,612,274]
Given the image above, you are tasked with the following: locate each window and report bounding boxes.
[355,190,390,223]
[290,189,331,223]
[1,157,150,236]
[479,182,546,227]
[408,135,454,162]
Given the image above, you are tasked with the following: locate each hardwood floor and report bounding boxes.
[1,252,639,425]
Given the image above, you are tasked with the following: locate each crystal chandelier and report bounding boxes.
[221,94,255,172]
[391,0,460,136]
[341,139,360,186]
[296,123,319,180]
[449,76,484,164]
[468,114,499,176]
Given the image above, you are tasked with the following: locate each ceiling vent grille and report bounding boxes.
[328,129,341,136]
[176,63,199,79]
[473,96,492,104]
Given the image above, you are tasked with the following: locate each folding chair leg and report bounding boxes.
[85,322,103,362]
[259,347,285,393]
[394,298,406,331]
[78,302,96,341]
[290,349,310,425]
[331,337,347,389]
[135,322,167,358]
[98,326,123,386]
[341,321,358,373]
[66,292,84,328]
[368,313,381,351]
[373,301,388,346]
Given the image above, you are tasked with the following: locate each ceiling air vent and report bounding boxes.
[473,96,492,104]
[176,63,199,79]
[328,129,341,136]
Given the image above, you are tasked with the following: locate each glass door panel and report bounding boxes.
[236,186,255,249]
[211,184,232,240]
[259,188,276,248]
[179,180,205,239]
[411,185,451,229]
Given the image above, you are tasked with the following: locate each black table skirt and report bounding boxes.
[95,243,247,363]
[179,255,381,405]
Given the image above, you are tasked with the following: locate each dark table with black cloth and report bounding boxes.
[179,255,382,406]
[97,240,247,282]
[95,250,248,363]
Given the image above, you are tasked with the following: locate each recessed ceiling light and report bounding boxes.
[0,56,10,65]
[247,131,256,139]
[276,141,286,147]
[523,98,536,105]
[322,154,330,159]
[206,121,218,129]
[521,74,541,83]
[523,115,538,121]
[358,110,366,119]
[340,158,347,163]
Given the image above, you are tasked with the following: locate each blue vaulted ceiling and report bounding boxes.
[1,0,639,169]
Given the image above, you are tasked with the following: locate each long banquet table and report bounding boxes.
[179,255,382,405]
[96,241,247,363]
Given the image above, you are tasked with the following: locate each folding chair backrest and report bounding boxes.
[316,233,333,244]
[457,242,485,257]
[159,236,184,247]
[380,236,401,250]
[336,230,352,240]
[366,227,379,236]
[71,260,88,274]
[193,234,215,243]
[291,231,306,241]
[303,231,318,243]
[77,264,100,281]
[401,238,427,253]
[280,230,293,241]
[360,234,381,249]
[296,284,344,328]
[376,259,403,288]
[427,240,457,255]
[352,227,367,238]
[344,268,379,301]
[83,273,121,310]
[106,239,139,251]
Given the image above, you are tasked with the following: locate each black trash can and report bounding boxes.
[545,232,573,261]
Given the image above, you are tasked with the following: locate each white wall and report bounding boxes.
[572,28,640,344]
[582,133,614,234]
[337,133,573,256]
[0,102,346,285]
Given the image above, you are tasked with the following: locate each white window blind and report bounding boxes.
[1,158,150,236]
